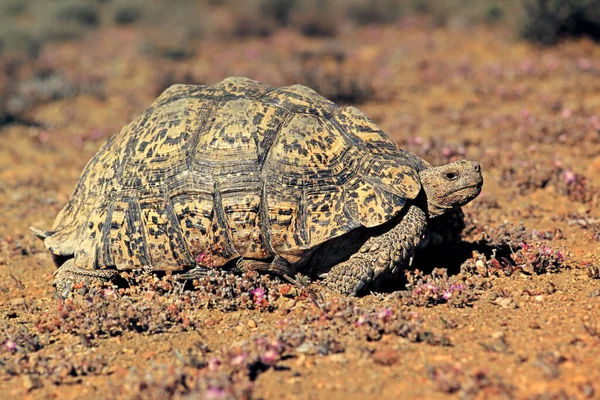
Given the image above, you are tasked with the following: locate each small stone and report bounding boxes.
[590,156,600,173]
[296,354,306,367]
[247,318,257,329]
[329,353,347,363]
[494,297,518,309]
[142,351,157,360]
[491,331,505,340]
[283,298,296,309]
[529,321,541,329]
[9,297,26,306]
[372,349,399,366]
[23,375,41,391]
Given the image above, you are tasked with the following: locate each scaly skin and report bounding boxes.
[53,259,117,298]
[324,205,427,296]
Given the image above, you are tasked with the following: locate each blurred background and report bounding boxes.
[2,0,599,220]
[1,0,599,128]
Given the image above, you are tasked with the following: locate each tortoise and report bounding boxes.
[31,77,483,297]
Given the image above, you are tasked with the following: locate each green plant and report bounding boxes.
[521,0,600,45]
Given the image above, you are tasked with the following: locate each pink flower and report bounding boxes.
[269,340,283,352]
[562,170,577,184]
[589,115,600,131]
[4,340,16,352]
[245,48,260,60]
[196,252,206,263]
[251,287,266,305]
[449,284,465,292]
[442,290,453,300]
[230,353,248,367]
[578,58,592,71]
[208,357,221,372]
[543,247,554,256]
[424,283,438,293]
[261,349,279,365]
[205,387,228,399]
[520,60,534,73]
[376,308,392,320]
[355,315,367,327]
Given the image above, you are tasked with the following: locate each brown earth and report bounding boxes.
[1,24,600,399]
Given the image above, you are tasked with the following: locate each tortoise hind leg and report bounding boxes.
[237,256,305,288]
[236,255,294,275]
[53,258,117,298]
[178,256,295,281]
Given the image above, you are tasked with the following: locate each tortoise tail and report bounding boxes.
[30,226,50,240]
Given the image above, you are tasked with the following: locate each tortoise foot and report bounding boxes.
[53,259,116,298]
[324,259,374,296]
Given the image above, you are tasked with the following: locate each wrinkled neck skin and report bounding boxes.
[424,200,451,218]
[418,160,483,218]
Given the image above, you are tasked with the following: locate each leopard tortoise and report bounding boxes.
[31,77,483,297]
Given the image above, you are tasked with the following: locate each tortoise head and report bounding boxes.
[418,160,483,218]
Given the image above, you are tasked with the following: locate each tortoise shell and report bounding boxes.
[40,77,425,272]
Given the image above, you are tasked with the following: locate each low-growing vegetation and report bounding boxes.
[1,1,600,398]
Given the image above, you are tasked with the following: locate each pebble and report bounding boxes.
[495,297,518,309]
[372,349,399,366]
[142,351,157,360]
[9,297,26,306]
[247,318,257,329]
[23,375,41,391]
[590,155,600,173]
[491,331,505,340]
[529,321,541,329]
[329,353,347,364]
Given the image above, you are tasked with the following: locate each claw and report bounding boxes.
[178,266,209,280]
[352,279,370,297]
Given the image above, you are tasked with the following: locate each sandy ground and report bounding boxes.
[1,25,600,399]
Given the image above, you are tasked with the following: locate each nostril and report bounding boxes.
[474,162,481,172]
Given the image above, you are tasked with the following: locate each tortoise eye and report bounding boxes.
[446,171,459,180]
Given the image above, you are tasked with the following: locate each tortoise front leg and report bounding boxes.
[323,205,427,296]
[53,259,117,298]
[323,256,374,296]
